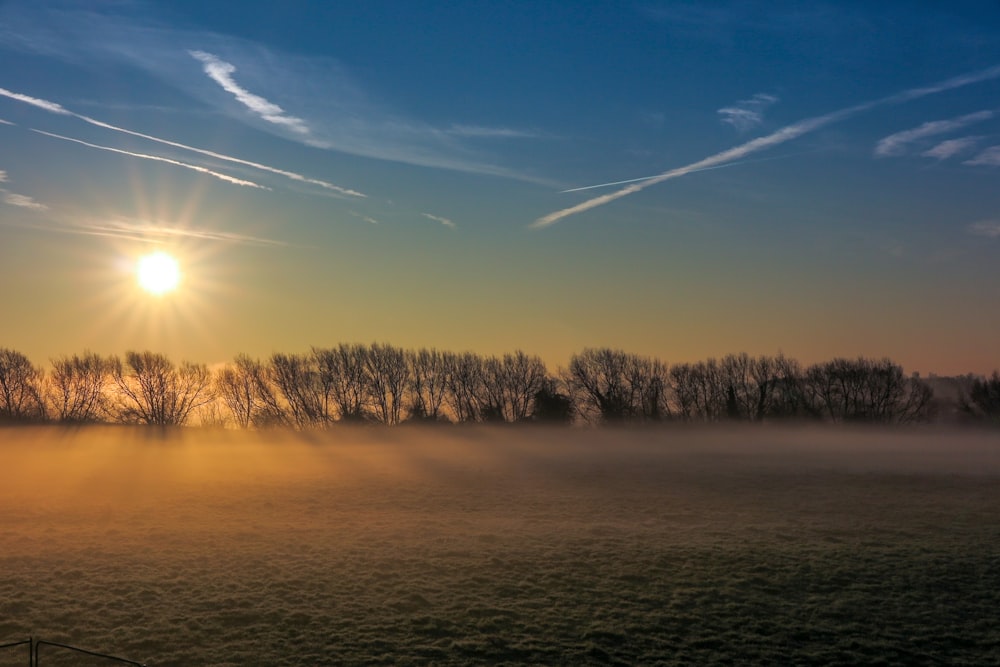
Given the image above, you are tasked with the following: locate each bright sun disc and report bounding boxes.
[137,251,181,295]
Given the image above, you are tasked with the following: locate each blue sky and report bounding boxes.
[1,1,998,374]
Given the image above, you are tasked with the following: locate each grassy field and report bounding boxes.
[1,425,998,666]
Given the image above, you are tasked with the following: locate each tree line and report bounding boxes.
[0,345,997,428]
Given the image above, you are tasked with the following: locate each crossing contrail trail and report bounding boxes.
[560,153,804,193]
[0,86,365,197]
[531,63,1000,229]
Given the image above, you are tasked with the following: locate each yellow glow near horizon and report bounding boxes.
[136,251,181,295]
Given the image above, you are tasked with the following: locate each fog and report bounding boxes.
[2,425,998,665]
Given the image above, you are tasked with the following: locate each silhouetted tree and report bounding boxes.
[499,351,550,422]
[443,351,485,422]
[216,354,285,428]
[766,356,815,420]
[566,348,669,424]
[959,371,1000,422]
[47,351,112,423]
[269,352,327,428]
[313,344,371,423]
[803,357,932,423]
[716,353,809,421]
[0,348,45,422]
[531,378,574,423]
[476,351,550,423]
[669,360,725,421]
[405,348,450,422]
[111,351,214,426]
[364,343,409,425]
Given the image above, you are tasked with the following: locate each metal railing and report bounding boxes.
[0,638,145,666]
[0,640,30,664]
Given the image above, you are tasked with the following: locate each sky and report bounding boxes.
[0,0,998,375]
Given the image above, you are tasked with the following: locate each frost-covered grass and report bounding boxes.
[1,425,999,666]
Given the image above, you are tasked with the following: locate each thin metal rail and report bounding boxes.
[1,638,145,666]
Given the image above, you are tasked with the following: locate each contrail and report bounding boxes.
[31,129,270,190]
[561,153,803,193]
[0,87,364,197]
[76,114,364,197]
[532,63,1000,229]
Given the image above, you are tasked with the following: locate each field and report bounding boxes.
[1,425,999,666]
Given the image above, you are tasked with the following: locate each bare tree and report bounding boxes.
[531,377,575,423]
[498,350,550,422]
[714,353,808,421]
[111,351,214,426]
[405,348,450,422]
[443,351,485,423]
[958,371,1000,422]
[313,344,370,423]
[47,351,112,423]
[364,343,409,425]
[0,348,45,422]
[803,357,932,423]
[216,354,285,428]
[566,348,669,424]
[478,356,509,422]
[669,359,727,422]
[269,353,327,428]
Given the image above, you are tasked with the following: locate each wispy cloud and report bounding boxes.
[422,213,456,230]
[2,191,47,210]
[0,87,364,196]
[190,50,310,135]
[349,211,379,225]
[964,146,1000,167]
[874,110,994,157]
[717,93,778,131]
[445,125,537,139]
[533,64,1000,229]
[0,86,70,114]
[74,112,364,196]
[968,221,1000,238]
[560,152,801,193]
[0,169,47,209]
[0,118,13,125]
[31,129,270,189]
[63,218,287,246]
[0,6,541,181]
[923,136,981,160]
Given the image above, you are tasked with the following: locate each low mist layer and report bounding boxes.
[1,426,999,665]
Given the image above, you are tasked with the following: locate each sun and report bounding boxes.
[136,251,181,295]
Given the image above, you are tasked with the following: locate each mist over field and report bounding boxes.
[2,426,999,665]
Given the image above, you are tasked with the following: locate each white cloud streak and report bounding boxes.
[964,146,1000,167]
[66,218,287,246]
[349,211,379,225]
[422,213,456,229]
[31,129,270,189]
[0,7,543,182]
[189,50,310,135]
[2,191,47,210]
[0,87,365,197]
[533,64,1000,229]
[561,153,802,193]
[445,125,537,139]
[922,136,981,160]
[0,86,70,114]
[0,118,14,125]
[968,221,1000,238]
[74,113,365,196]
[874,110,994,157]
[717,93,778,131]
